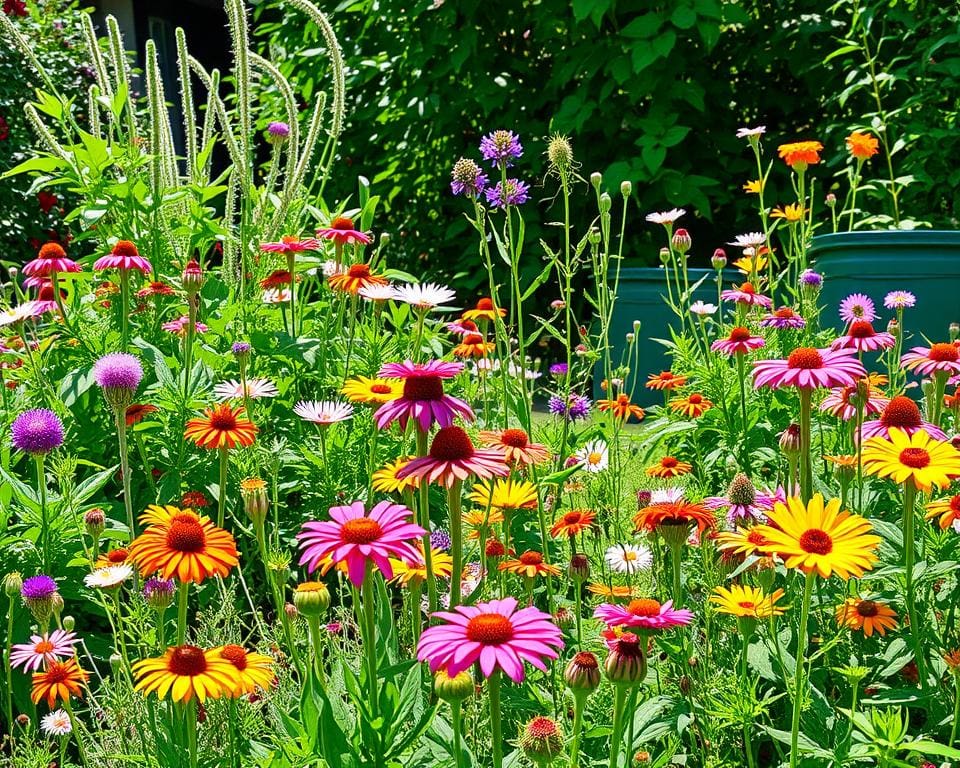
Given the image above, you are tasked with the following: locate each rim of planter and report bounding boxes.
[613,266,717,281]
[809,229,960,254]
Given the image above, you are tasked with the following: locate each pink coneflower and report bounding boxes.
[704,473,769,526]
[135,281,175,298]
[711,326,765,356]
[260,235,320,253]
[397,426,509,488]
[416,597,563,682]
[820,383,889,421]
[721,282,772,309]
[593,598,693,631]
[162,316,208,336]
[316,216,372,246]
[859,395,947,441]
[297,499,425,587]
[447,319,480,336]
[23,243,81,277]
[901,343,960,377]
[839,293,876,324]
[93,240,152,274]
[374,360,474,432]
[10,629,80,672]
[831,320,895,352]
[752,347,865,390]
[760,307,806,329]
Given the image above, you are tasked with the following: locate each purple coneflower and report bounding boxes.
[752,347,865,390]
[830,320,895,353]
[721,282,772,309]
[839,293,877,324]
[760,307,806,329]
[397,426,509,488]
[23,242,81,277]
[711,326,765,356]
[93,240,152,274]
[375,360,474,432]
[10,629,79,672]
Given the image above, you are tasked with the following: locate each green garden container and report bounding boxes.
[808,231,960,342]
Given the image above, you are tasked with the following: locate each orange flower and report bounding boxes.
[835,597,897,637]
[95,547,130,568]
[31,658,88,707]
[126,403,158,427]
[477,428,551,466]
[498,551,562,579]
[184,404,258,449]
[846,132,879,160]
[327,263,389,295]
[461,297,506,322]
[646,371,687,391]
[452,333,495,358]
[597,394,645,421]
[634,500,714,535]
[645,456,692,479]
[550,509,596,538]
[777,140,823,169]
[128,507,239,583]
[259,270,298,289]
[587,582,633,599]
[925,494,960,530]
[669,393,713,418]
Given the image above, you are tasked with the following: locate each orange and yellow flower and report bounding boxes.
[669,393,713,418]
[646,371,687,391]
[477,428,551,466]
[341,376,402,404]
[550,509,596,538]
[634,499,714,535]
[461,297,506,322]
[861,427,960,493]
[31,658,88,707]
[184,404,258,449]
[372,457,420,493]
[216,645,275,695]
[743,179,764,195]
[777,140,823,169]
[714,526,770,558]
[846,131,879,160]
[452,333,495,358]
[710,584,786,619]
[646,456,692,479]
[128,507,239,583]
[770,203,806,223]
[835,597,897,637]
[327,263,389,295]
[499,551,561,579]
[587,582,634,600]
[925,494,960,530]
[133,645,242,702]
[597,394,645,421]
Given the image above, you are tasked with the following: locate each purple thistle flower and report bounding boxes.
[839,293,877,324]
[21,574,57,600]
[11,409,64,455]
[548,393,591,421]
[450,158,489,197]
[430,529,452,551]
[549,363,569,377]
[799,269,823,287]
[485,179,530,209]
[479,130,523,166]
[267,122,290,143]
[93,353,143,392]
[884,290,916,310]
[143,577,175,609]
[232,341,252,358]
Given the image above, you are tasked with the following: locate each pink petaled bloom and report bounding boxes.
[760,307,806,329]
[23,243,81,277]
[374,360,474,432]
[819,384,890,421]
[316,216,372,246]
[297,499,425,587]
[593,598,693,630]
[901,343,960,377]
[397,425,510,488]
[416,597,563,682]
[10,630,80,672]
[446,319,480,337]
[838,293,876,324]
[161,316,208,336]
[752,347,866,390]
[93,240,152,275]
[858,395,947,442]
[703,495,768,526]
[720,282,772,309]
[260,235,320,253]
[830,320,895,352]
[711,326,765,356]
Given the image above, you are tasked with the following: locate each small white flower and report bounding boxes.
[689,301,717,316]
[84,564,133,589]
[735,126,766,139]
[41,709,72,737]
[262,288,291,304]
[391,282,457,310]
[727,232,767,249]
[604,543,653,574]
[650,487,685,504]
[574,439,609,473]
[358,283,397,302]
[293,399,354,425]
[0,301,44,328]
[645,208,686,225]
[213,378,279,402]
[507,361,541,380]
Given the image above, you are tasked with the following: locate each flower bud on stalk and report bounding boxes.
[521,716,564,765]
[434,668,474,703]
[565,651,601,695]
[293,582,331,618]
[711,248,727,270]
[604,633,647,686]
[671,228,691,255]
[240,477,269,526]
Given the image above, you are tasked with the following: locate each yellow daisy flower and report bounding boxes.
[861,427,960,492]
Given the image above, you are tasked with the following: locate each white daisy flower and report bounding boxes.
[735,126,766,138]
[645,208,686,225]
[84,564,133,589]
[727,232,767,249]
[358,283,398,302]
[574,439,608,473]
[41,709,72,737]
[604,543,653,574]
[293,400,354,425]
[262,288,292,304]
[391,282,457,310]
[213,378,279,402]
[0,301,44,328]
[689,301,718,316]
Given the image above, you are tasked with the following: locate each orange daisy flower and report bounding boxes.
[128,507,239,583]
[259,270,299,289]
[499,551,561,579]
[835,597,897,637]
[597,394,645,421]
[846,132,879,160]
[461,297,506,322]
[587,583,634,600]
[777,140,823,168]
[714,526,770,558]
[477,428,551,466]
[184,404,258,449]
[95,547,130,568]
[646,456,692,479]
[645,371,687,391]
[634,499,715,535]
[31,658,88,707]
[926,494,960,530]
[327,263,389,295]
[669,393,713,418]
[126,403,158,427]
[550,509,596,538]
[452,333,495,358]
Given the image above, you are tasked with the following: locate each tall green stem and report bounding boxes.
[34,454,50,573]
[116,411,135,542]
[448,480,464,608]
[451,701,464,768]
[902,483,926,687]
[415,430,437,612]
[120,268,130,351]
[218,447,229,528]
[176,581,189,644]
[789,572,815,768]
[608,685,628,768]
[360,564,379,717]
[798,389,813,503]
[569,692,586,768]
[489,670,504,768]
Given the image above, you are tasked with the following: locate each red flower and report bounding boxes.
[0,115,9,140]
[3,1,27,18]
[37,192,58,214]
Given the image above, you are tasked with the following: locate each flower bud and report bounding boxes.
[671,228,691,255]
[546,134,573,174]
[636,489,652,510]
[779,424,802,459]
[553,607,575,630]
[565,651,601,694]
[888,318,899,335]
[625,332,635,343]
[143,577,175,611]
[590,172,602,190]
[520,716,564,764]
[604,633,647,686]
[293,582,331,618]
[15,714,29,728]
[63,615,75,631]
[950,323,959,342]
[711,248,727,270]
[84,508,105,538]
[659,247,670,265]
[4,572,23,598]
[620,180,632,197]
[799,269,822,302]
[284,602,299,621]
[632,320,641,331]
[434,668,474,702]
[825,193,837,208]
[379,232,390,247]
[182,259,204,295]
[240,478,269,526]
[599,193,612,213]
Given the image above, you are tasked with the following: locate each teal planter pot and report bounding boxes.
[809,230,960,342]
[599,267,722,404]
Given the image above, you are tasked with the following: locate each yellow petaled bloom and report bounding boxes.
[770,203,806,223]
[925,494,960,530]
[861,427,960,493]
[714,527,770,558]
[389,545,453,585]
[216,645,276,695]
[372,457,420,493]
[753,494,880,580]
[464,508,505,540]
[733,254,768,274]
[498,551,562,579]
[710,584,786,619]
[835,598,897,637]
[743,179,764,194]
[341,376,403,404]
[467,478,538,512]
[133,645,242,702]
[587,583,634,599]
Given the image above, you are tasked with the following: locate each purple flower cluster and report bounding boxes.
[799,269,823,287]
[21,574,57,600]
[93,352,143,392]
[479,130,523,166]
[232,341,252,357]
[548,393,591,421]
[549,362,569,377]
[143,577,175,609]
[485,179,530,209]
[11,409,64,455]
[450,158,489,198]
[430,529,452,551]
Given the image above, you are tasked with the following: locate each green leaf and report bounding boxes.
[622,13,661,38]
[671,6,697,29]
[905,741,960,759]
[1,155,65,179]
